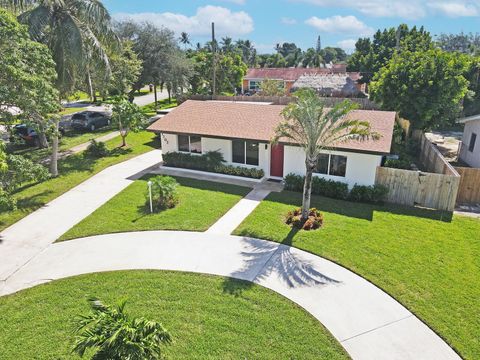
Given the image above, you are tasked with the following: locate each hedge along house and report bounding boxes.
[147,100,396,188]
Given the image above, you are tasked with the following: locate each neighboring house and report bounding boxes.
[148,100,395,188]
[291,73,366,98]
[241,66,363,95]
[458,114,480,168]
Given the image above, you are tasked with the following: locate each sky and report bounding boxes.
[103,0,480,53]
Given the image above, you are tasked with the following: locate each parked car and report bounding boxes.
[12,124,39,146]
[71,111,110,131]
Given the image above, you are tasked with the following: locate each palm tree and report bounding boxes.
[179,31,190,50]
[73,297,171,360]
[2,0,117,176]
[273,89,380,222]
[220,36,234,53]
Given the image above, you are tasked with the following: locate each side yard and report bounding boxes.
[234,191,480,360]
[59,176,250,241]
[0,131,157,231]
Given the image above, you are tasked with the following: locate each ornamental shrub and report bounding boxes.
[147,176,179,211]
[349,184,389,204]
[162,151,264,179]
[285,208,324,230]
[84,139,109,158]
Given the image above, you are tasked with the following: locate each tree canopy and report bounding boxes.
[370,49,470,130]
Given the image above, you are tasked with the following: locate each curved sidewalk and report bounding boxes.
[1,231,459,360]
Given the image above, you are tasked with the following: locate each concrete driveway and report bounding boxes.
[1,231,460,360]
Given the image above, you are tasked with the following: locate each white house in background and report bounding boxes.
[147,100,395,188]
[458,114,480,168]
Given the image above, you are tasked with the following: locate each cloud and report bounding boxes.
[281,17,297,25]
[114,6,254,36]
[427,2,478,17]
[305,15,374,36]
[337,38,357,51]
[294,0,480,19]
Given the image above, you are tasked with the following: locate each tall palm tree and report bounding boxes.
[273,89,380,222]
[73,297,171,359]
[1,0,118,176]
[179,31,190,50]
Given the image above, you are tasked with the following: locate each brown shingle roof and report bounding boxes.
[148,100,395,154]
[245,66,354,81]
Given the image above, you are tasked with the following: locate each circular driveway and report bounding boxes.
[1,230,460,360]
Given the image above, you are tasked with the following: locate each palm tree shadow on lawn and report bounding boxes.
[223,227,341,297]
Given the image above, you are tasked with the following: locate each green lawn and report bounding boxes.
[59,177,250,241]
[234,191,480,360]
[59,106,88,116]
[0,271,348,359]
[0,131,158,232]
[12,126,116,163]
[141,98,177,116]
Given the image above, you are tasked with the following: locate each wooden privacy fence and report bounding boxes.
[418,134,459,176]
[187,95,380,109]
[375,167,460,211]
[455,167,480,205]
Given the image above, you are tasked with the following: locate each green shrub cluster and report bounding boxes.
[147,175,179,211]
[284,173,388,204]
[162,151,264,179]
[84,139,109,158]
[284,173,349,200]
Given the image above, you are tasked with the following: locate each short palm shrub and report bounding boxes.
[286,207,324,230]
[148,175,179,211]
[84,139,109,158]
[73,297,171,360]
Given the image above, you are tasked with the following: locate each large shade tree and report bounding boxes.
[273,89,379,221]
[2,0,117,176]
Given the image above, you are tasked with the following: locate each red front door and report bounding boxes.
[270,144,284,177]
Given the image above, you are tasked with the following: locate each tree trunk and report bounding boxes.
[154,84,158,110]
[38,131,48,149]
[302,162,315,221]
[86,70,94,103]
[121,134,127,147]
[49,119,59,177]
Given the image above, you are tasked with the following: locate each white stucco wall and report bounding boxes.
[459,120,480,168]
[160,133,270,177]
[283,145,382,188]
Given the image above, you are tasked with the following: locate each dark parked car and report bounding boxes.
[71,111,110,131]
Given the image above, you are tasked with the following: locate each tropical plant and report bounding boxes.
[84,139,109,158]
[179,31,190,49]
[148,175,179,211]
[111,97,146,147]
[0,8,59,153]
[258,79,285,96]
[273,88,379,222]
[73,297,171,360]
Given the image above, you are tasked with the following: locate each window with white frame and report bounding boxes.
[178,135,202,154]
[232,140,259,166]
[249,80,261,91]
[314,154,347,177]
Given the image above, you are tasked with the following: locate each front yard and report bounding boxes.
[0,270,348,359]
[0,131,157,231]
[58,176,250,241]
[234,191,480,360]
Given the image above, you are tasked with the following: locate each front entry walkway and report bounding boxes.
[1,231,460,360]
[0,150,162,285]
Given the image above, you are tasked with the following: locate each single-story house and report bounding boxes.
[242,67,363,95]
[291,73,366,98]
[147,100,395,188]
[458,114,480,167]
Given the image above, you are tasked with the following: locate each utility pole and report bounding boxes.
[212,22,217,96]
